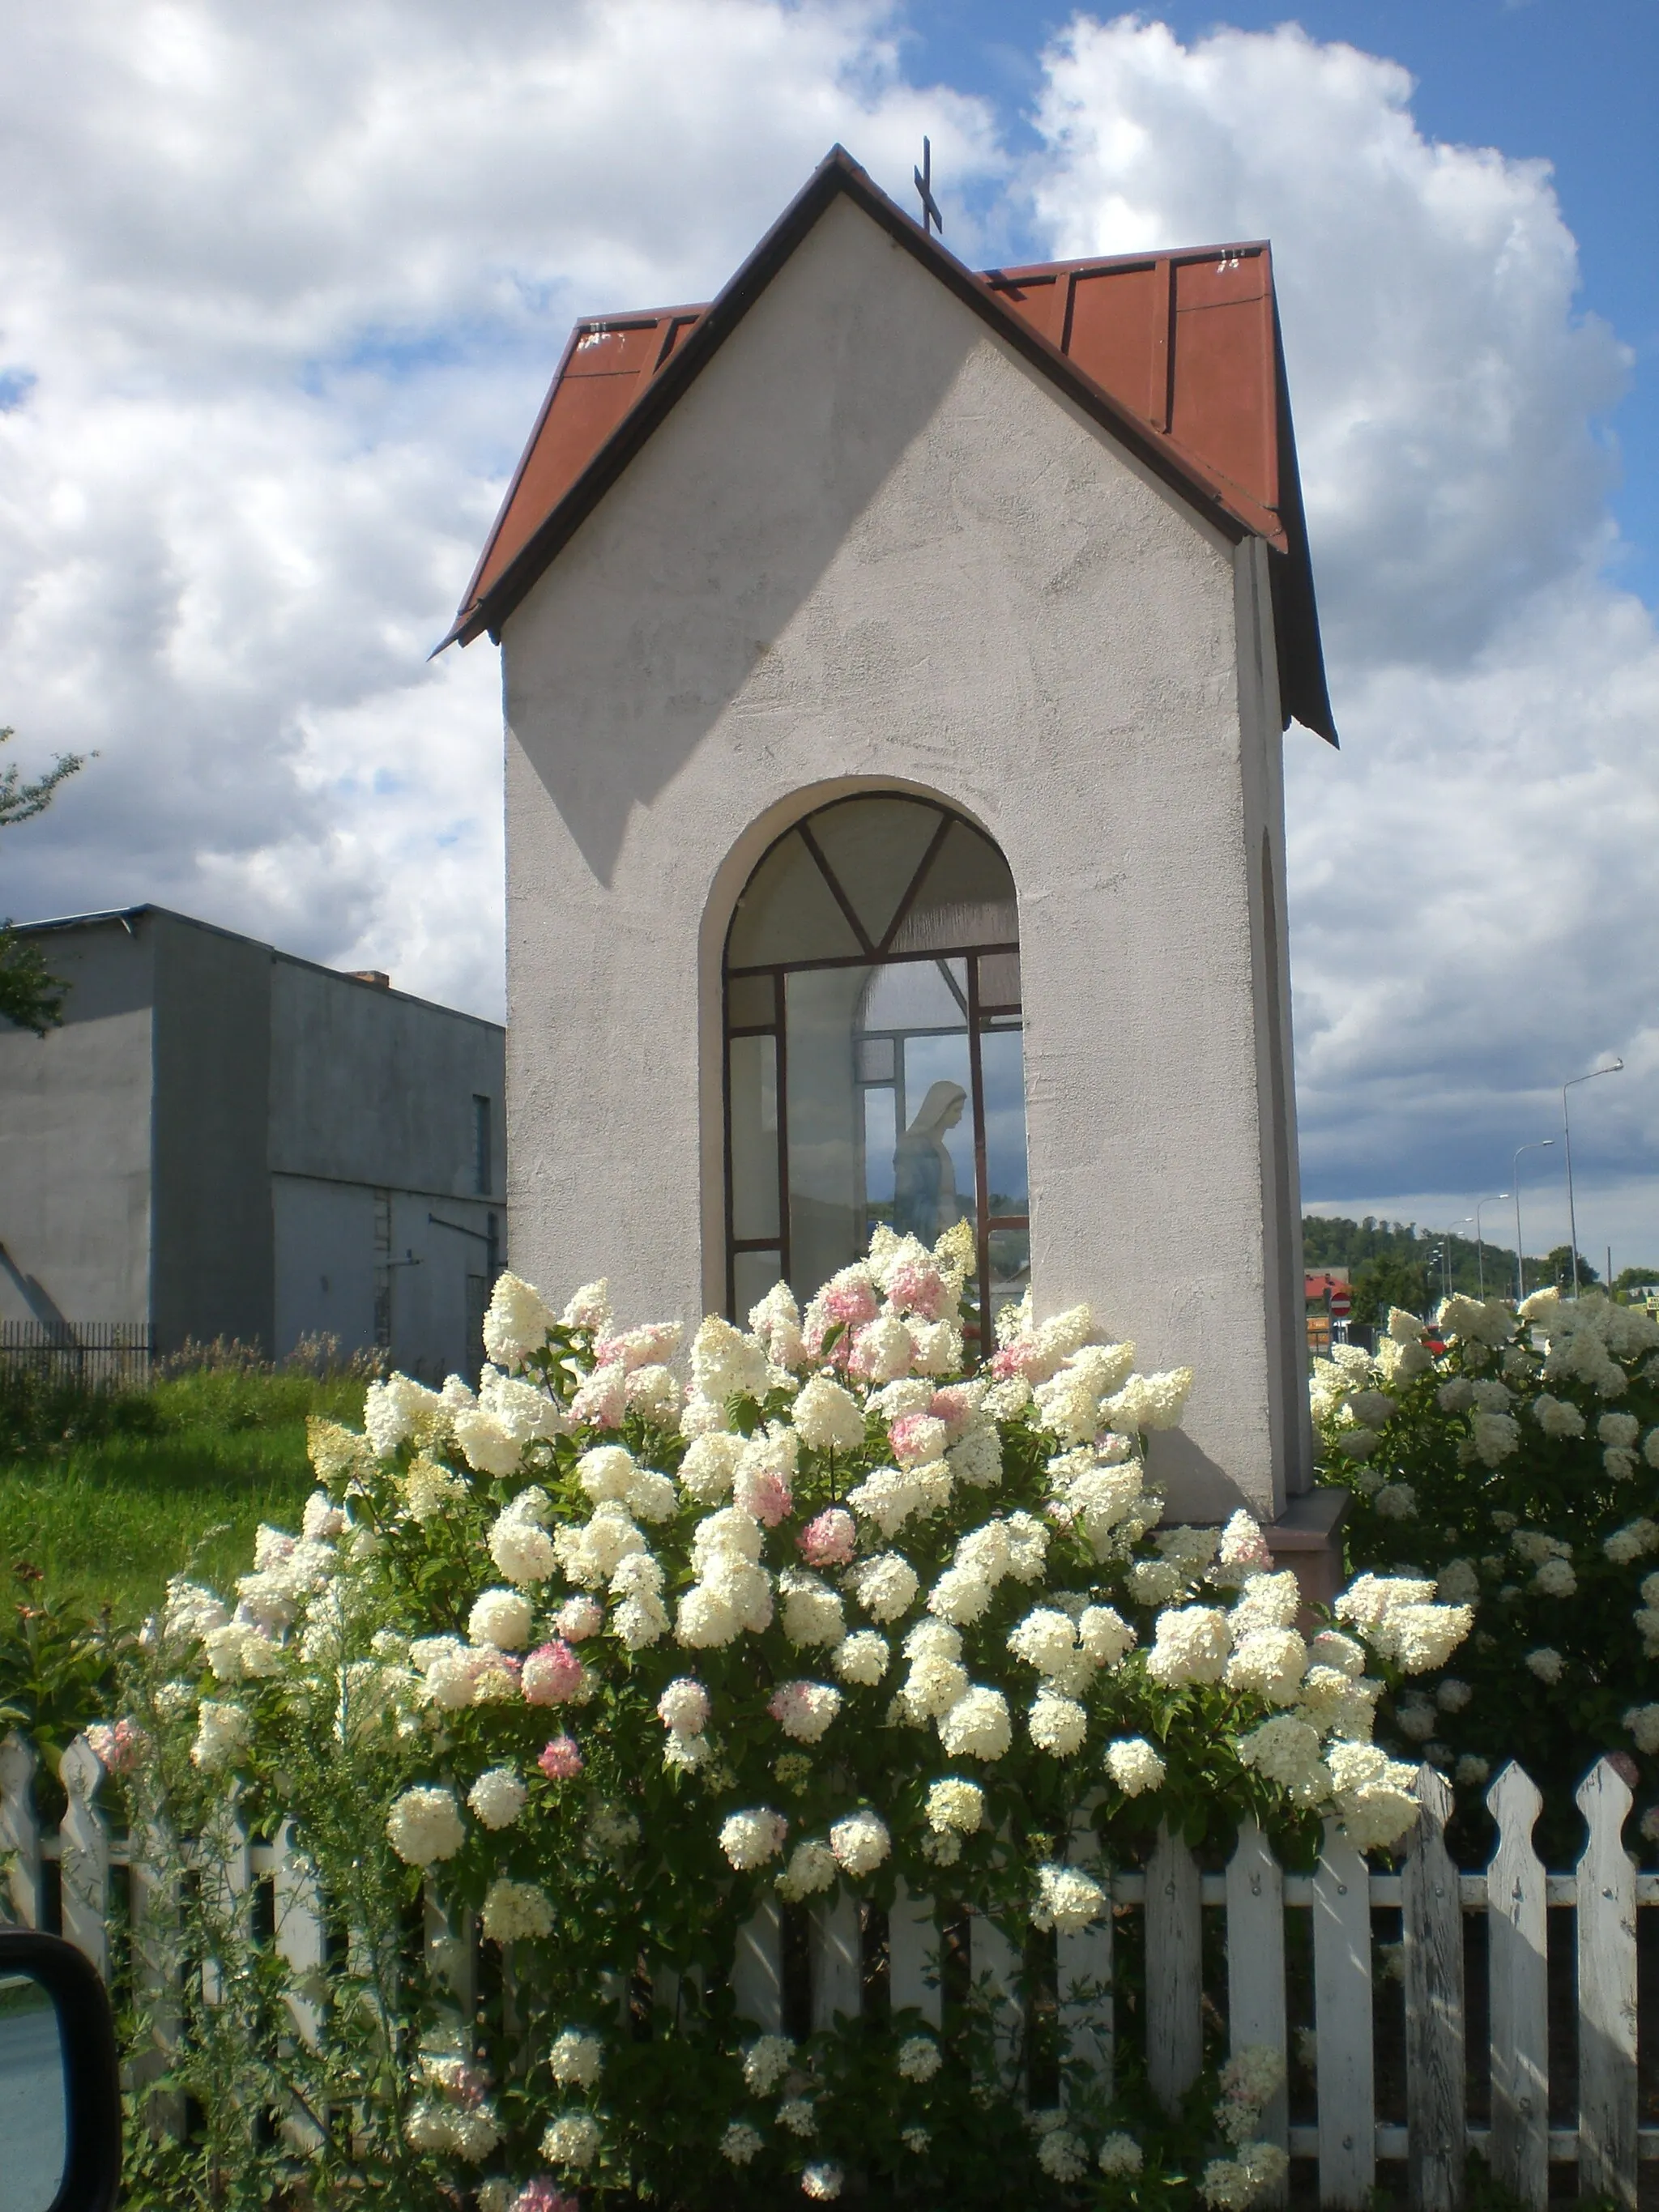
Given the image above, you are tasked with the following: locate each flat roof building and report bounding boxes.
[0,906,505,1379]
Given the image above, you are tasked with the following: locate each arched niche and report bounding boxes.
[722,791,1029,1355]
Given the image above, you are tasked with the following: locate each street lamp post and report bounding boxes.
[1473,1193,1510,1301]
[1563,1060,1625,1298]
[1512,1140,1555,1302]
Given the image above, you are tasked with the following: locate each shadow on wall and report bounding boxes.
[0,1241,69,1330]
[502,203,983,885]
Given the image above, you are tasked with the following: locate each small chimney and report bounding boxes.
[351,970,391,990]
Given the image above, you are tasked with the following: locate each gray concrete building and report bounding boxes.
[0,906,505,1379]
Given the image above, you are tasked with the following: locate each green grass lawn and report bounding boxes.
[0,1369,370,1625]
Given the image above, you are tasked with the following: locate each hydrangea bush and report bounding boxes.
[1314,1288,1659,1853]
[104,1226,1469,2210]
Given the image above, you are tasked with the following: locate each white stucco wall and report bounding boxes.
[498,192,1310,1519]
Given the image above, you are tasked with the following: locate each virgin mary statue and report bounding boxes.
[892,1080,967,1243]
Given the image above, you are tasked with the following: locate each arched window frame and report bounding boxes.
[721,793,1028,1358]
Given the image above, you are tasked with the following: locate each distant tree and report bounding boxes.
[1350,1251,1432,1327]
[1614,1265,1659,1296]
[1542,1244,1599,1292]
[0,727,84,1035]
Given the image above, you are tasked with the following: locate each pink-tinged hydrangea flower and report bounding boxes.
[888,1413,948,1468]
[886,1259,946,1319]
[768,1681,842,1742]
[657,1678,711,1733]
[740,1469,792,1527]
[510,2179,579,2212]
[800,1509,857,1567]
[85,1718,146,1776]
[817,1273,881,1331]
[539,1736,584,1780]
[594,1323,681,1375]
[569,1362,627,1430]
[522,1642,586,1706]
[928,1385,979,1442]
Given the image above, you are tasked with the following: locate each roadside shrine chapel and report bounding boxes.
[443,148,1341,1566]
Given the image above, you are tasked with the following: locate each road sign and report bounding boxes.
[1328,1288,1352,1319]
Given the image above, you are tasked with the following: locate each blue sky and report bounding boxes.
[904,0,1658,603]
[0,0,1656,1262]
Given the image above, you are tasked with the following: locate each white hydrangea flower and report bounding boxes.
[770,1681,842,1743]
[1228,1572,1301,1634]
[1623,1704,1659,1754]
[190,1700,250,1773]
[1029,1689,1088,1755]
[720,2122,762,2166]
[482,1273,561,1370]
[1531,1394,1586,1439]
[1078,1605,1136,1669]
[1106,1736,1166,1796]
[1007,1607,1079,1676]
[468,1588,533,1651]
[927,1565,994,1626]
[1434,1558,1480,1605]
[742,2035,793,2094]
[1226,1627,1307,1705]
[482,1879,554,1943]
[1031,1864,1107,1933]
[843,1552,919,1623]
[679,1432,745,1504]
[548,2029,603,2087]
[719,1808,789,1870]
[937,1686,1012,1761]
[386,1786,466,1866]
[690,1315,772,1405]
[776,1840,838,1900]
[897,2035,941,2082]
[467,1768,527,1831]
[1098,2133,1144,2177]
[801,2163,842,2201]
[779,1569,845,1648]
[832,1630,890,1686]
[791,1375,868,1453]
[488,1493,557,1586]
[540,2112,601,2168]
[830,1808,891,1876]
[1106,1366,1194,1434]
[1375,1483,1417,1519]
[1145,1606,1231,1687]
[657,1677,711,1733]
[925,1777,984,1834]
[947,1423,1004,1488]
[1238,1716,1330,1802]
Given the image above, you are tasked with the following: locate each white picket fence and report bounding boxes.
[2,1731,1655,2208]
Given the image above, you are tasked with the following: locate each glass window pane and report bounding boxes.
[987,1224,1031,1325]
[896,1030,975,1245]
[727,829,864,968]
[808,796,944,948]
[784,966,872,1295]
[734,1249,783,1323]
[861,957,966,1032]
[864,1086,897,1213]
[858,1034,895,1083]
[727,974,776,1026]
[978,948,1021,1011]
[979,1027,1029,1214]
[729,1034,780,1241]
[889,820,1016,953]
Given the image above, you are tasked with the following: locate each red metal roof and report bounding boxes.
[446,149,1334,742]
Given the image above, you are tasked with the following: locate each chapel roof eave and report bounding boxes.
[438,145,1337,745]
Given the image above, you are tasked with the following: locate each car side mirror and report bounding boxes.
[0,1931,122,2212]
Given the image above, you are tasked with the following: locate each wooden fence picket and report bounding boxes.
[889,1881,941,2027]
[731,1895,783,2034]
[0,1731,43,1929]
[271,1820,325,2048]
[129,1816,186,2138]
[198,1807,251,2008]
[1060,1809,1113,2103]
[58,1736,110,1980]
[1225,1818,1286,2177]
[966,1907,1024,2089]
[1485,1762,1548,2209]
[1575,1758,1637,2209]
[810,1893,861,2031]
[1404,1763,1465,2212]
[1312,1821,1374,2210]
[1146,1820,1202,2112]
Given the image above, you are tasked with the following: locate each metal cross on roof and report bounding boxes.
[914,137,942,237]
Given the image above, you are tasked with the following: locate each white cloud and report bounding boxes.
[1024,15,1659,1242]
[0,0,1002,1016]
